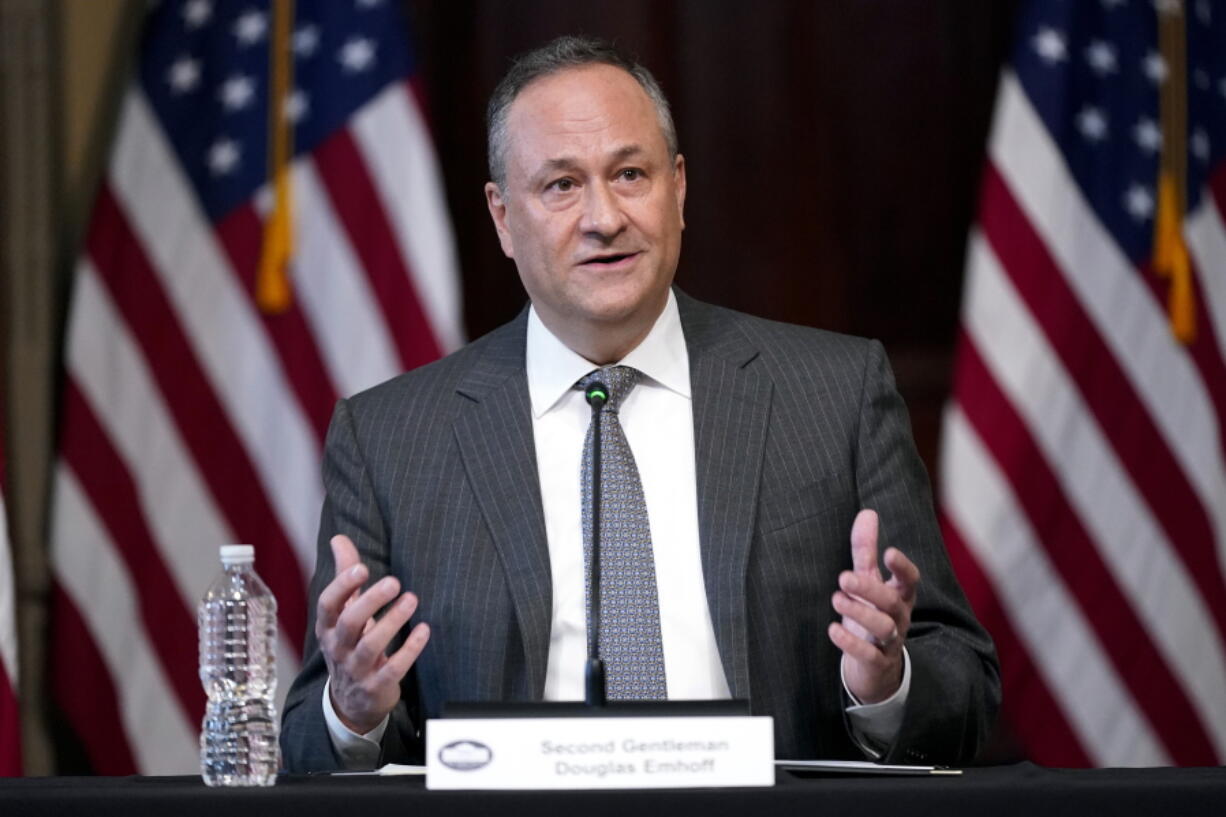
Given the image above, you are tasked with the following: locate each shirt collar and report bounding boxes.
[526,289,691,419]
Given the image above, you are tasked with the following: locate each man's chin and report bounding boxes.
[572,290,668,328]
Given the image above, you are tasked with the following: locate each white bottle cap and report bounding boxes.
[220,544,255,566]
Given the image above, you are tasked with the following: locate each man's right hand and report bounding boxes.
[316,534,430,735]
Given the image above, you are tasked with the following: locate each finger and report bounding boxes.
[832,589,870,639]
[377,622,431,684]
[350,593,419,668]
[316,562,369,631]
[331,534,362,575]
[838,570,906,619]
[884,547,921,603]
[850,509,880,577]
[331,535,364,607]
[828,621,891,668]
[333,576,402,646]
[832,590,899,646]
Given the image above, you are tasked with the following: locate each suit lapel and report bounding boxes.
[678,292,772,700]
[452,313,552,697]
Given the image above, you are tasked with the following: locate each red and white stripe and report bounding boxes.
[941,72,1226,766]
[50,80,460,774]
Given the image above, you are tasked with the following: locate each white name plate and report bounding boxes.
[425,715,775,790]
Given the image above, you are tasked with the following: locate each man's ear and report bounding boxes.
[673,153,687,231]
[484,181,516,259]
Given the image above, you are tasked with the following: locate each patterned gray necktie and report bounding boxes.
[577,366,667,700]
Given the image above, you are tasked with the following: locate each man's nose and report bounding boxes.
[579,181,626,239]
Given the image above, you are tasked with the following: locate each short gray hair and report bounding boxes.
[486,35,678,189]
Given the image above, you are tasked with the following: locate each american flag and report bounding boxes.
[941,0,1226,765]
[49,0,461,774]
[1,428,20,776]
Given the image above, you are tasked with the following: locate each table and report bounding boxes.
[1,763,1221,816]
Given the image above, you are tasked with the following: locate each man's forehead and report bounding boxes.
[509,65,656,131]
[515,62,643,106]
[544,143,648,167]
[504,65,666,168]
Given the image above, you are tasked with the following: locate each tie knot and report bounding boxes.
[577,366,641,411]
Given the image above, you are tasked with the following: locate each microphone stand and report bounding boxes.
[584,382,608,708]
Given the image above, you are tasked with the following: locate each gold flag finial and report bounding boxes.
[1152,0,1195,344]
[256,0,295,315]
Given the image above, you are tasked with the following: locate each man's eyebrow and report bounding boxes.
[530,145,649,181]
[610,144,647,161]
[535,156,581,177]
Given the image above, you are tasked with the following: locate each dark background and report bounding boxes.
[402,0,1018,474]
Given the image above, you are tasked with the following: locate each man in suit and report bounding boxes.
[281,36,999,772]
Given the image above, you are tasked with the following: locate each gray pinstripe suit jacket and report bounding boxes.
[281,291,1000,772]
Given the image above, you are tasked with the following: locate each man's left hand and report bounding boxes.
[828,508,920,703]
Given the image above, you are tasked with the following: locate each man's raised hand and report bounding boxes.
[315,534,430,735]
[827,509,920,703]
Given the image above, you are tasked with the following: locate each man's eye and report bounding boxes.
[549,178,575,192]
[619,168,642,181]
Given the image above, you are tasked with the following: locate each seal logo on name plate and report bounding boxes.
[438,740,494,771]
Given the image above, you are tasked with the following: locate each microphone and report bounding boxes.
[585,383,608,410]
[584,381,608,708]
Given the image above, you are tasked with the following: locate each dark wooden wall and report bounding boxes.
[405,0,1017,474]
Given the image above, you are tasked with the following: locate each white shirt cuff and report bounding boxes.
[322,677,389,770]
[841,646,911,760]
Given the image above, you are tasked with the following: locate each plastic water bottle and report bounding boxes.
[199,545,279,786]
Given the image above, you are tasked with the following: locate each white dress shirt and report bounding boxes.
[529,291,729,700]
[323,291,909,766]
